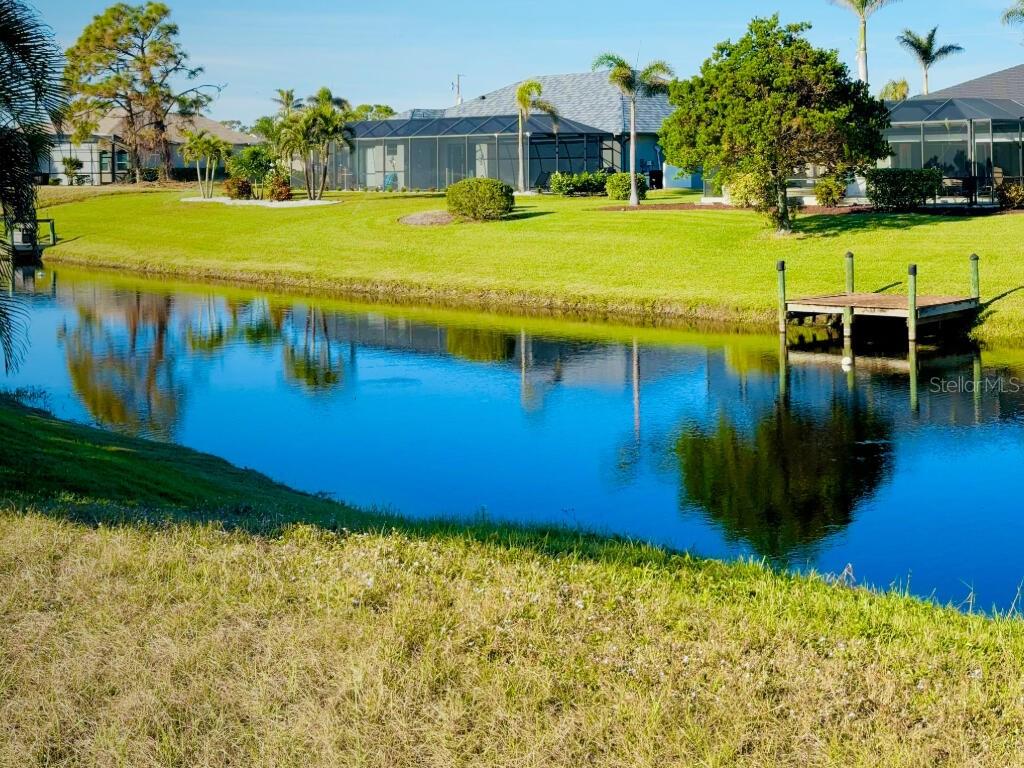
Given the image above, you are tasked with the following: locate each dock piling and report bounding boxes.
[907,264,918,344]
[970,253,980,300]
[777,260,787,333]
[843,251,855,339]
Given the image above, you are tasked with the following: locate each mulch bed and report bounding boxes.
[399,210,455,226]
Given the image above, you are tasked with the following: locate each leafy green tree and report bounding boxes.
[879,78,910,101]
[896,27,963,95]
[64,2,217,181]
[1,0,65,371]
[350,103,396,121]
[677,401,893,563]
[828,0,900,84]
[180,129,230,199]
[227,145,275,199]
[660,16,890,232]
[592,54,674,207]
[514,80,559,193]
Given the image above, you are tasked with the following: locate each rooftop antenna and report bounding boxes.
[451,74,465,105]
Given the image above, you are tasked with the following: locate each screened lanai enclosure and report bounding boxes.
[882,98,1024,204]
[325,114,616,191]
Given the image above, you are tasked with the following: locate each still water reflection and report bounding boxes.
[6,267,1024,609]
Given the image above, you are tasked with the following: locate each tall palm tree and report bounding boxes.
[1004,1,1024,27]
[879,78,910,101]
[0,0,66,372]
[897,27,963,95]
[592,54,674,207]
[514,79,559,193]
[272,88,303,118]
[828,0,901,85]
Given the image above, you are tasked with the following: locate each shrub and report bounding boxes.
[265,173,292,202]
[446,178,514,221]
[996,182,1024,210]
[814,177,847,208]
[726,172,771,209]
[865,168,942,211]
[549,170,608,197]
[61,157,83,175]
[139,167,160,182]
[224,176,252,200]
[48,178,62,185]
[605,172,648,201]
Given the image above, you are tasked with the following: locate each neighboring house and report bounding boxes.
[330,72,701,191]
[879,64,1024,204]
[41,112,259,185]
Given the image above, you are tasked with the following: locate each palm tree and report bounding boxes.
[828,0,901,85]
[592,54,674,207]
[180,129,231,199]
[897,27,963,96]
[281,103,354,200]
[306,86,352,113]
[1004,1,1024,27]
[514,80,559,193]
[0,0,66,372]
[879,78,910,101]
[272,88,303,118]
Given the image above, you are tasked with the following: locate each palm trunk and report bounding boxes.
[195,161,203,197]
[923,66,929,96]
[517,112,526,193]
[318,148,330,201]
[629,99,639,207]
[857,16,869,84]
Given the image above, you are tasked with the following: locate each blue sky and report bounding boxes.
[33,0,1024,124]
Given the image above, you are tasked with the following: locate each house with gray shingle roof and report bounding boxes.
[341,72,697,191]
[876,65,1024,203]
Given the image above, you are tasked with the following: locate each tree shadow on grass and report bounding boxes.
[795,212,957,238]
[506,210,553,221]
[973,285,1024,331]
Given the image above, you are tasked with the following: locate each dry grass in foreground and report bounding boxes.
[2,399,1024,766]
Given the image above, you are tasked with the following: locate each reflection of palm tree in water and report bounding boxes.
[676,398,893,563]
[62,293,183,439]
[283,306,345,391]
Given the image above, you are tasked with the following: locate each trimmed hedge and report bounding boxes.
[446,178,514,221]
[865,168,942,211]
[605,172,648,201]
[549,170,608,196]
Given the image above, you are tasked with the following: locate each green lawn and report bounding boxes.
[41,188,1024,346]
[3,395,1024,765]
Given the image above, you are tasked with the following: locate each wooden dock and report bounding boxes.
[778,253,981,343]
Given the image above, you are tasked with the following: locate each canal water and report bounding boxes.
[5,266,1024,610]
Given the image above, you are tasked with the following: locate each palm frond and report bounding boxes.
[828,0,901,18]
[515,79,543,115]
[1004,1,1024,25]
[1,0,67,373]
[897,26,962,66]
[639,60,675,97]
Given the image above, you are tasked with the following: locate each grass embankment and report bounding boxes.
[3,394,1024,765]
[41,188,1024,345]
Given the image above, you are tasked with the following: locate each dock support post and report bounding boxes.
[843,251,855,339]
[778,330,788,402]
[907,264,918,344]
[908,342,919,414]
[970,253,980,300]
[777,260,787,333]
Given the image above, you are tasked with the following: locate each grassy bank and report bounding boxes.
[3,395,1024,765]
[40,189,1024,346]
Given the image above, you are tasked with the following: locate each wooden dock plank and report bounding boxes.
[786,292,979,320]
